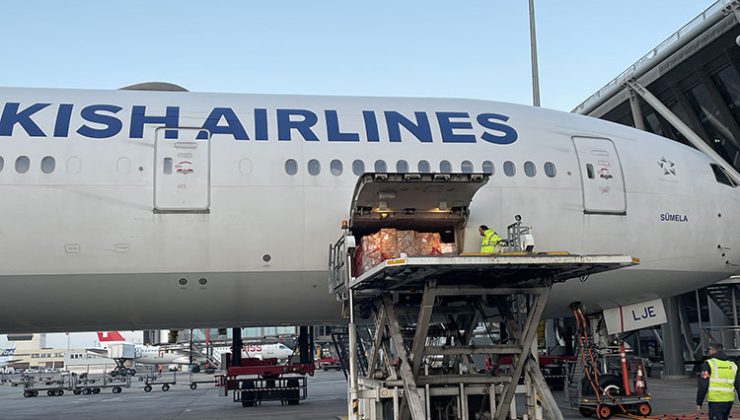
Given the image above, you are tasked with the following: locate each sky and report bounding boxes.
[0,1,718,112]
[0,0,721,348]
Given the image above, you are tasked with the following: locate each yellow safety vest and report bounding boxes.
[480,229,501,254]
[707,358,738,402]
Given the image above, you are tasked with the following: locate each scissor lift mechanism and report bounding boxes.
[330,249,638,420]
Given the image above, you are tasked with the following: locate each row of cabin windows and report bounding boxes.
[0,156,56,174]
[285,159,558,178]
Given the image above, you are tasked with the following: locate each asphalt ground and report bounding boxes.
[1,370,737,419]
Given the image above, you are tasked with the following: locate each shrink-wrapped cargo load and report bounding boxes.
[378,228,400,260]
[397,230,420,257]
[360,232,383,274]
[417,232,442,256]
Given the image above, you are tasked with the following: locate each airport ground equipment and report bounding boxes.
[216,357,314,406]
[143,370,177,392]
[21,372,72,397]
[566,305,651,418]
[20,371,131,397]
[328,173,639,420]
[187,372,218,390]
[216,326,315,407]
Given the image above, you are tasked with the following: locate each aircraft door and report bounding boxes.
[572,137,626,215]
[154,128,210,212]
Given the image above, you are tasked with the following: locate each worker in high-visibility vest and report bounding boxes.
[696,343,740,419]
[479,225,501,254]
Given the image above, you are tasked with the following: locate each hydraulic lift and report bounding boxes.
[328,173,639,420]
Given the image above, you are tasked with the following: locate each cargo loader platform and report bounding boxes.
[330,248,637,420]
[328,173,639,420]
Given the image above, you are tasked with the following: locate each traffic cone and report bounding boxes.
[634,366,646,395]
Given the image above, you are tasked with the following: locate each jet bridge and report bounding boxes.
[328,173,639,420]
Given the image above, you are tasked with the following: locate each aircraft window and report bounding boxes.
[163,158,173,175]
[0,156,4,172]
[308,159,321,176]
[352,160,365,176]
[374,160,387,172]
[418,160,431,173]
[711,164,736,187]
[439,160,452,173]
[482,161,494,175]
[285,159,298,176]
[586,163,595,179]
[524,161,536,177]
[41,156,56,174]
[461,161,474,173]
[544,162,556,177]
[15,156,30,174]
[330,159,343,176]
[396,160,409,173]
[503,161,515,177]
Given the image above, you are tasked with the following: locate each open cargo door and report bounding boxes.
[349,173,490,235]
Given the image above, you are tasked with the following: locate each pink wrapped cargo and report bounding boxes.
[417,232,442,256]
[397,230,420,257]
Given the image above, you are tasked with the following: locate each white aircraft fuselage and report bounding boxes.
[0,86,738,333]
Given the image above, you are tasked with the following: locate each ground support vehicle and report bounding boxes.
[216,358,314,406]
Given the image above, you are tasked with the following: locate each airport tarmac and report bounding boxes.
[0,370,727,419]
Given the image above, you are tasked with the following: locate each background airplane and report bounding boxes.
[0,345,19,367]
[91,331,192,366]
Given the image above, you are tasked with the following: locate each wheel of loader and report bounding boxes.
[636,402,651,416]
[596,404,612,419]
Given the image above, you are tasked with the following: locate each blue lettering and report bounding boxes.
[647,306,656,317]
[53,104,74,137]
[77,104,123,139]
[198,107,248,140]
[437,112,475,143]
[477,113,518,145]
[325,110,359,142]
[0,103,50,137]
[130,106,180,139]
[363,111,380,142]
[385,111,432,143]
[276,109,319,141]
[254,108,268,141]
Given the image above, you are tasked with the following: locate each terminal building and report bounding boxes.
[574,0,740,375]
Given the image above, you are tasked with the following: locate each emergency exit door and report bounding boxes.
[572,137,626,215]
[154,128,211,212]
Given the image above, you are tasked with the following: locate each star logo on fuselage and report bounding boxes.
[658,157,676,175]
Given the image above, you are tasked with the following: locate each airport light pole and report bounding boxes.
[529,0,541,107]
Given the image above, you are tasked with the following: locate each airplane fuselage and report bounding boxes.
[0,87,738,332]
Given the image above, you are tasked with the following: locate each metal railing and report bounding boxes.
[701,326,740,354]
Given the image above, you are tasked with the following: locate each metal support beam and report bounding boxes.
[628,80,740,184]
[383,296,427,420]
[367,305,387,379]
[661,297,685,377]
[231,327,242,367]
[411,286,436,375]
[495,288,550,420]
[525,358,565,420]
[628,89,646,130]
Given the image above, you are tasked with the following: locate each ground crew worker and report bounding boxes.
[696,343,740,419]
[479,225,501,254]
